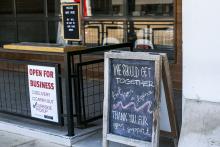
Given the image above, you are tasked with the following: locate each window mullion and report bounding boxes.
[44,0,49,43]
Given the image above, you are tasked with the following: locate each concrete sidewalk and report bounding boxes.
[179,99,220,147]
[0,131,65,147]
[0,90,182,147]
[0,130,175,147]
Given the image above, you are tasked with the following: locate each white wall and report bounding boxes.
[183,0,220,103]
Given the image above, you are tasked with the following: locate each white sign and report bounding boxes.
[28,65,59,123]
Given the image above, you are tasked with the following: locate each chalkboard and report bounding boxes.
[62,3,80,41]
[109,59,155,141]
[103,51,162,147]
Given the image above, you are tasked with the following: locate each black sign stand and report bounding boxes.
[103,51,162,147]
[61,3,81,41]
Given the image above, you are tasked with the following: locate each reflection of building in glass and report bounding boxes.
[87,0,173,17]
[0,0,176,61]
[0,0,60,46]
[130,0,173,16]
[84,0,175,60]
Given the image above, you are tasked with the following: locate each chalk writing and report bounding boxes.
[113,123,124,130]
[115,77,154,87]
[112,111,150,126]
[113,64,152,78]
[109,59,155,141]
[112,87,153,112]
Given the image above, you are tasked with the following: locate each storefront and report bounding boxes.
[80,0,182,90]
[0,0,182,89]
[0,0,182,146]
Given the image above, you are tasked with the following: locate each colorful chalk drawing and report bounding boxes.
[112,87,153,113]
[113,101,152,113]
[112,87,133,100]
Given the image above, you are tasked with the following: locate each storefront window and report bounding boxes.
[0,0,13,15]
[87,0,124,16]
[83,0,175,60]
[48,0,60,16]
[84,21,124,46]
[0,0,60,45]
[16,0,44,15]
[128,0,173,17]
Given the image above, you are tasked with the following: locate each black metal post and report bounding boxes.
[64,53,74,136]
[75,64,82,126]
[75,54,83,126]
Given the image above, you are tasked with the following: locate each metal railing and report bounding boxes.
[0,43,133,136]
[76,59,104,125]
[0,59,62,124]
[67,43,133,128]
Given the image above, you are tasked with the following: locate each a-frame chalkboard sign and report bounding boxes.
[103,51,162,147]
[61,3,81,41]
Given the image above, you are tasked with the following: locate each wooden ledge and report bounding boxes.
[3,42,86,53]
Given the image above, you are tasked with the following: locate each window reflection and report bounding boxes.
[16,0,44,15]
[0,0,13,15]
[128,0,173,17]
[87,0,124,16]
[84,22,124,47]
[112,0,123,16]
[84,0,175,60]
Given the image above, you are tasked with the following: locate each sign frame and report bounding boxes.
[147,52,179,146]
[61,3,81,41]
[103,51,162,147]
[27,63,62,125]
